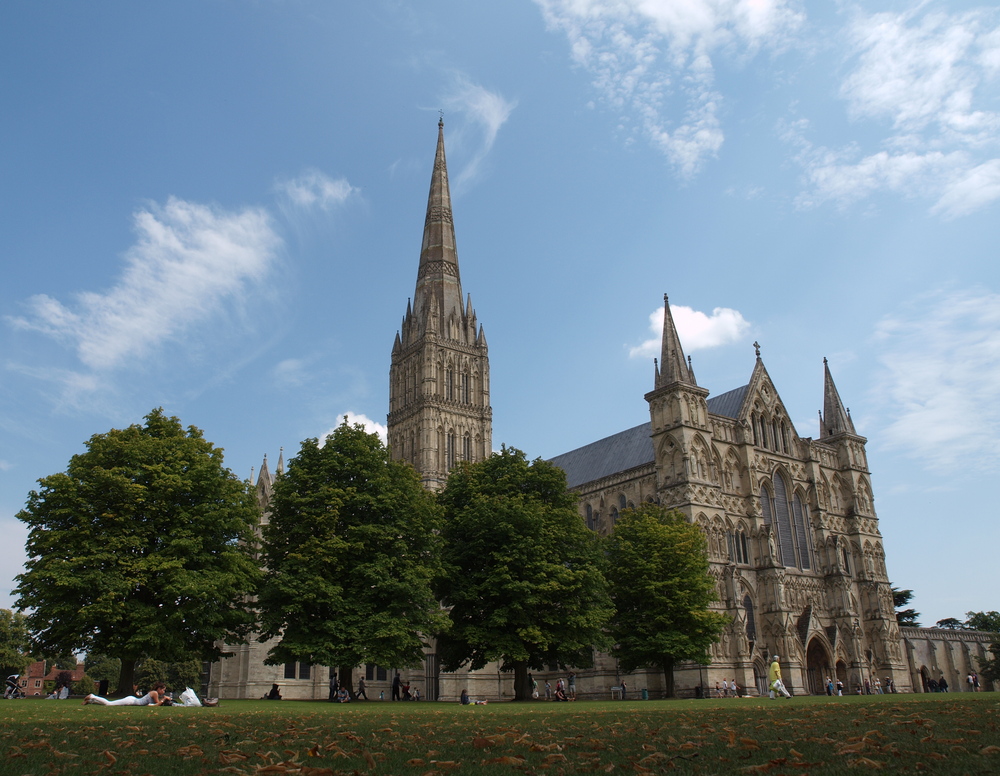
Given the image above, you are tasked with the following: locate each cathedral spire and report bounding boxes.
[656,294,694,388]
[821,358,856,437]
[388,120,492,490]
[413,118,464,333]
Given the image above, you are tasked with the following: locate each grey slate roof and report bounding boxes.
[707,384,748,419]
[549,422,655,489]
[549,384,749,488]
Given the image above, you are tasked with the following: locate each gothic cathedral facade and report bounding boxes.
[208,121,995,700]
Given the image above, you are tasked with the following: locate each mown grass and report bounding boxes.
[1,693,999,775]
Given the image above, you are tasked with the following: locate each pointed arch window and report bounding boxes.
[792,493,813,569]
[728,530,750,564]
[585,504,596,531]
[763,473,815,570]
[743,594,756,642]
[772,474,795,567]
[462,433,471,462]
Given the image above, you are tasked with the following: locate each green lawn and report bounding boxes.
[2,693,999,775]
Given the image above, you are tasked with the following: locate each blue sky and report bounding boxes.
[2,1,998,626]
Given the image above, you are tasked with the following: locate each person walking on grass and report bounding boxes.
[768,656,791,699]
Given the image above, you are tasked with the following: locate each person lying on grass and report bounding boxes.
[83,682,169,706]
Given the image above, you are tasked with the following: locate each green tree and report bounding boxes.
[964,611,1000,632]
[965,611,1000,685]
[436,446,613,701]
[0,608,32,676]
[935,617,964,630]
[892,587,921,627]
[258,419,448,695]
[14,409,262,694]
[606,504,729,698]
[83,654,121,684]
[72,672,95,696]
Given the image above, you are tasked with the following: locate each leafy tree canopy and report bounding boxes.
[892,587,921,627]
[935,617,964,630]
[83,653,121,683]
[436,446,613,701]
[964,611,1000,633]
[0,608,32,676]
[14,408,262,693]
[258,419,448,690]
[964,612,1000,685]
[606,504,729,697]
[135,658,200,692]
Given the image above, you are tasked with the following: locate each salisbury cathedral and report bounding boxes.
[208,122,995,700]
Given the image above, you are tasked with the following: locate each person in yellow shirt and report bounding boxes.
[768,655,791,699]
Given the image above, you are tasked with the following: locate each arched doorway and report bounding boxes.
[805,638,833,695]
[835,660,848,693]
[753,660,767,696]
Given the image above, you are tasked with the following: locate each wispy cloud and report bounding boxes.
[276,169,357,210]
[8,197,281,373]
[442,74,517,189]
[535,0,803,177]
[790,7,1000,217]
[320,411,388,445]
[872,287,1000,471]
[629,301,750,359]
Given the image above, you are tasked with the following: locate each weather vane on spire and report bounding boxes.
[438,109,444,126]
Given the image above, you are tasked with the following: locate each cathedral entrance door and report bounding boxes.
[805,638,832,695]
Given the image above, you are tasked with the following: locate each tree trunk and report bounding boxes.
[116,656,138,697]
[339,666,354,701]
[662,658,675,698]
[512,661,531,701]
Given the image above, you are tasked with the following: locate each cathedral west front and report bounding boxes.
[207,121,995,701]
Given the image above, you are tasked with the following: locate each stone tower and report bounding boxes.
[388,120,492,490]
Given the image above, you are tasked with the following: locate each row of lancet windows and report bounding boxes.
[751,412,790,454]
[395,364,483,406]
[585,494,650,532]
[444,431,474,470]
[760,473,813,570]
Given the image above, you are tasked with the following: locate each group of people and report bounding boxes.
[390,673,420,700]
[45,683,71,700]
[530,672,577,701]
[824,677,846,696]
[858,676,896,694]
[714,679,741,698]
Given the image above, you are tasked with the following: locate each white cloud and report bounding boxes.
[0,460,11,471]
[872,288,1000,471]
[276,169,357,210]
[931,158,1000,218]
[790,7,1000,216]
[535,0,802,177]
[841,9,1000,143]
[8,197,281,372]
[629,301,750,359]
[320,412,388,445]
[442,75,517,189]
